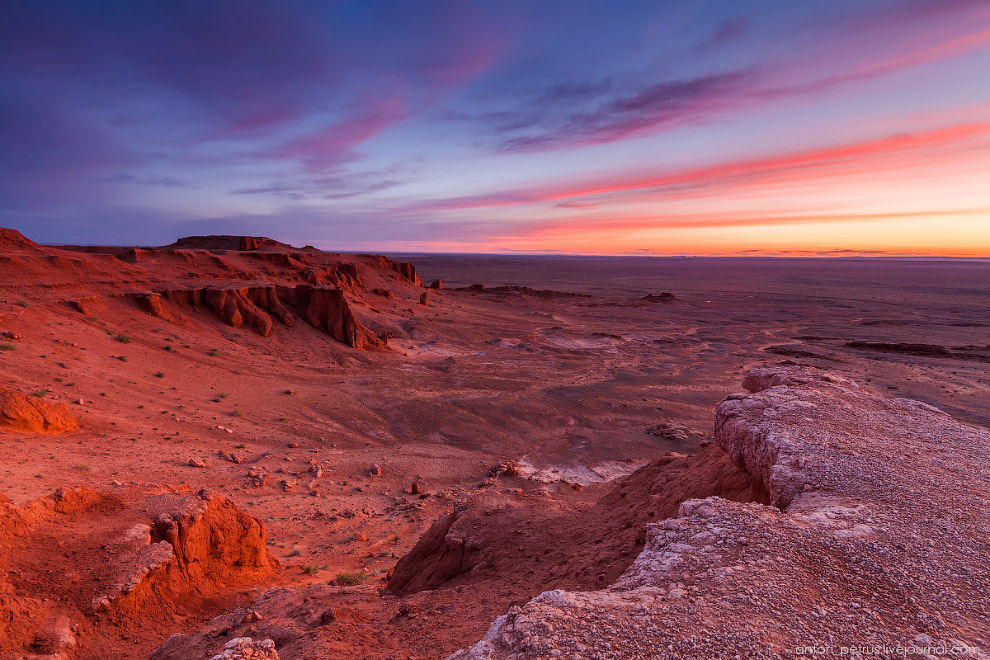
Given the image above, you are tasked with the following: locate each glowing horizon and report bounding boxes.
[1,1,989,256]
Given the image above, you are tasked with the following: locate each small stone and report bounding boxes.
[370,463,382,477]
[189,457,206,468]
[287,442,299,449]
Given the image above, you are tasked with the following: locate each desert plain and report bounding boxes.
[0,228,988,659]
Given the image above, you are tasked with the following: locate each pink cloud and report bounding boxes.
[401,120,990,213]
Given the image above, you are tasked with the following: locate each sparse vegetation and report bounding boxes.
[154,370,165,378]
[208,348,220,356]
[0,343,14,351]
[333,571,368,585]
[15,300,30,307]
[115,333,131,344]
[72,464,92,471]
[302,565,321,576]
[231,409,243,417]
[30,390,47,398]
[115,355,128,361]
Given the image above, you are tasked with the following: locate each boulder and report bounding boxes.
[0,389,78,433]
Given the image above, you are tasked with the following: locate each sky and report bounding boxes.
[1,0,989,255]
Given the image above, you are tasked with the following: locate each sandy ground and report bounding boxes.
[1,233,988,658]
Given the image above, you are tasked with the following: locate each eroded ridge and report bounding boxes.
[449,366,990,659]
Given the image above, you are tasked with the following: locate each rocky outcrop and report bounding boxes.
[303,263,361,288]
[392,261,423,286]
[203,287,277,337]
[133,283,387,348]
[449,367,990,659]
[165,235,295,251]
[281,285,387,349]
[642,291,676,302]
[0,487,279,658]
[207,637,280,660]
[0,388,78,433]
[136,292,173,320]
[846,340,990,363]
[148,491,279,589]
[429,279,444,289]
[72,295,104,316]
[387,497,484,596]
[457,284,591,299]
[0,227,39,250]
[388,444,765,599]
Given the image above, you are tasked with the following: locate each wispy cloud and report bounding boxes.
[402,121,990,213]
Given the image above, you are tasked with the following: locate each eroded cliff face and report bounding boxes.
[449,367,990,659]
[0,229,423,350]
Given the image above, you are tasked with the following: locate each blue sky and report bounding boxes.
[1,0,989,254]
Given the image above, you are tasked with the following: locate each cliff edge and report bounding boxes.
[449,366,990,659]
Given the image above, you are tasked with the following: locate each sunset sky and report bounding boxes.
[1,1,989,255]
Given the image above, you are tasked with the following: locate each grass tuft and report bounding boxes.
[333,571,368,586]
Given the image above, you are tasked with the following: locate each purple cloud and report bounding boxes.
[493,71,750,152]
[0,102,137,207]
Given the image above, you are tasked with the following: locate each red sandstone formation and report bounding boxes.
[164,235,295,251]
[135,292,172,320]
[0,486,278,658]
[285,285,387,349]
[392,261,423,286]
[0,227,41,250]
[0,388,78,433]
[1,229,402,350]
